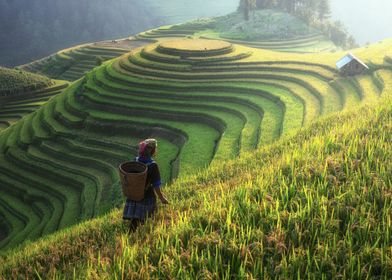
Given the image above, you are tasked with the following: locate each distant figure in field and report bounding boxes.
[123,139,169,233]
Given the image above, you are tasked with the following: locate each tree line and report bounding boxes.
[0,0,163,67]
[238,0,357,49]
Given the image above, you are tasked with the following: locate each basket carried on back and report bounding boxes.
[119,161,148,201]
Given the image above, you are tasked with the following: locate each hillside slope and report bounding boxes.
[0,67,51,94]
[21,9,337,82]
[1,0,239,67]
[0,68,68,132]
[0,92,390,279]
[0,36,391,251]
[137,10,338,53]
[20,44,139,82]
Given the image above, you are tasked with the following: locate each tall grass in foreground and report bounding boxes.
[0,96,391,279]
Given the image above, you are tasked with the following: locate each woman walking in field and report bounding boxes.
[123,139,169,233]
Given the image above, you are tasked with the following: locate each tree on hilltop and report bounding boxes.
[236,0,356,49]
[318,0,331,22]
[296,0,319,24]
[238,0,257,20]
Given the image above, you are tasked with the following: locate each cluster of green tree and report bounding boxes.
[0,67,50,94]
[0,0,164,67]
[238,0,357,49]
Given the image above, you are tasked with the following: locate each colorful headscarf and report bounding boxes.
[138,138,157,158]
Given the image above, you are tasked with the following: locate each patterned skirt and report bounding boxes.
[122,196,156,220]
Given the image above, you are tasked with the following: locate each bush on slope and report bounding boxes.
[0,67,51,96]
[0,94,390,279]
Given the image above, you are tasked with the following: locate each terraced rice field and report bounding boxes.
[0,81,68,132]
[136,16,337,53]
[19,10,337,84]
[0,67,51,94]
[202,33,337,53]
[0,37,391,251]
[20,44,134,82]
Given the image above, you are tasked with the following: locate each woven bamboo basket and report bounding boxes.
[119,161,148,201]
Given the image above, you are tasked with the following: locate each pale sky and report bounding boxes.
[330,0,392,45]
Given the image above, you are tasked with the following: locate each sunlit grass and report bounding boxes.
[1,35,391,255]
[1,93,390,279]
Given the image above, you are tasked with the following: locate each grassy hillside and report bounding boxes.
[137,10,338,53]
[0,67,51,94]
[20,9,338,83]
[20,43,138,82]
[0,68,68,132]
[204,9,322,40]
[0,92,390,278]
[0,35,391,251]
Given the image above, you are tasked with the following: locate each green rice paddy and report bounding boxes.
[1,88,390,279]
[0,36,390,252]
[136,10,338,53]
[0,13,391,278]
[20,44,133,82]
[0,68,68,133]
[0,67,51,94]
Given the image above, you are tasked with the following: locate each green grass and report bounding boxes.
[0,92,390,279]
[84,80,262,155]
[86,109,220,175]
[20,45,130,82]
[210,10,319,40]
[14,6,343,91]
[0,80,68,132]
[136,10,337,54]
[0,167,63,236]
[83,85,248,159]
[99,60,285,146]
[0,35,390,253]
[96,66,281,149]
[0,67,51,94]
